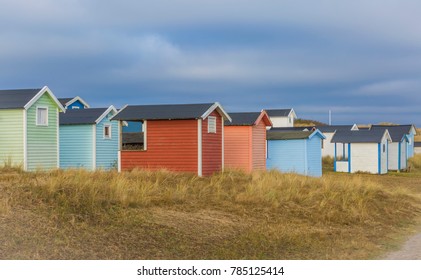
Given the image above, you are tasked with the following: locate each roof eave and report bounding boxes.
[256,110,273,126]
[24,86,66,113]
[95,105,118,124]
[65,96,90,108]
[201,102,232,122]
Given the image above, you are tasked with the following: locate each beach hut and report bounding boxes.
[224,111,272,172]
[331,129,391,174]
[371,125,416,159]
[59,106,119,170]
[112,103,231,176]
[370,125,412,171]
[266,129,326,177]
[317,124,359,157]
[58,96,90,109]
[0,86,65,170]
[265,108,297,127]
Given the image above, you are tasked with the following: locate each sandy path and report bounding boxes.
[384,231,421,260]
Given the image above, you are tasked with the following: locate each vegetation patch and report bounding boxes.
[0,165,420,259]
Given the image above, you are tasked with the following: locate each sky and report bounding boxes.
[1,0,421,125]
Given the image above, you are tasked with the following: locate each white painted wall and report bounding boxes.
[350,143,379,174]
[380,138,388,174]
[336,161,348,172]
[415,147,421,154]
[388,142,399,170]
[322,132,335,157]
[269,116,294,128]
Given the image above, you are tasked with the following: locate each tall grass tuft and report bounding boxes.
[408,154,421,171]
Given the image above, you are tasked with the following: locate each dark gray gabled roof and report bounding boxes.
[0,88,41,109]
[267,130,314,140]
[224,112,261,126]
[265,109,292,117]
[60,108,109,125]
[370,125,414,142]
[58,98,72,106]
[112,103,219,121]
[331,129,388,143]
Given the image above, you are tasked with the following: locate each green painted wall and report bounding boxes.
[27,93,59,170]
[0,109,24,167]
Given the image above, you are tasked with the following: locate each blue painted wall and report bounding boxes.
[306,134,323,177]
[67,100,85,109]
[267,136,323,177]
[122,121,142,132]
[60,124,94,169]
[96,112,119,170]
[407,131,415,158]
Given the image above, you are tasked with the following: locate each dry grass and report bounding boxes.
[415,129,421,142]
[409,155,421,172]
[0,167,420,259]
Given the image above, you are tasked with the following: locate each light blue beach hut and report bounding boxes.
[266,129,325,177]
[59,106,119,170]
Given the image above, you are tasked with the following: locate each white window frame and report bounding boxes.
[208,116,216,133]
[71,106,80,109]
[103,124,112,139]
[36,106,48,126]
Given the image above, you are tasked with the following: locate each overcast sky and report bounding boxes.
[1,0,421,125]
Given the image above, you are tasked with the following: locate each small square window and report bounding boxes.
[104,124,111,139]
[208,116,216,133]
[36,107,48,126]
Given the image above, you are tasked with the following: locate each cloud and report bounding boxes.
[1,1,421,125]
[355,80,421,96]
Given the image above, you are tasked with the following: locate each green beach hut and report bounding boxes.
[0,86,65,171]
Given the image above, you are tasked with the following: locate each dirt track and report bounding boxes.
[384,231,421,260]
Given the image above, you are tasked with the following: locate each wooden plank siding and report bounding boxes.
[96,112,119,170]
[26,93,59,170]
[252,121,267,171]
[224,126,251,172]
[121,119,198,173]
[201,111,223,176]
[0,109,24,167]
[60,124,94,170]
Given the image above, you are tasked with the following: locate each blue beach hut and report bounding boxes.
[266,129,325,177]
[59,105,119,170]
[58,96,90,109]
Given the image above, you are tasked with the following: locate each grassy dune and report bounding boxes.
[1,163,421,259]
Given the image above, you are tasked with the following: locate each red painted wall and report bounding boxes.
[252,120,267,171]
[121,119,198,173]
[201,111,223,176]
[224,118,267,172]
[224,126,252,172]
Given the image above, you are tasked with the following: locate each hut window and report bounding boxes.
[208,116,216,133]
[104,124,111,139]
[383,144,386,153]
[36,107,48,126]
[71,106,80,109]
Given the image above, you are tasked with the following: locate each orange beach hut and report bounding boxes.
[224,111,272,172]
